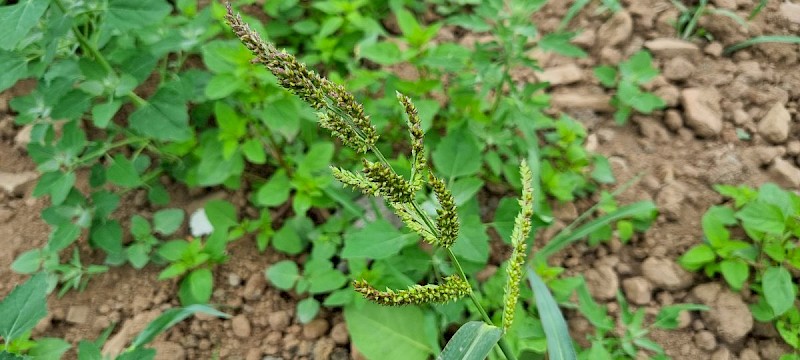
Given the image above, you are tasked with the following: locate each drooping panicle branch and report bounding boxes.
[396,91,426,190]
[353,275,472,306]
[430,175,459,248]
[224,3,378,153]
[502,160,534,332]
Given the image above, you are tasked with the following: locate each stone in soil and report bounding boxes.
[268,310,291,330]
[757,102,791,144]
[597,10,633,47]
[537,64,584,86]
[584,265,619,301]
[102,310,162,357]
[644,38,701,58]
[550,93,614,112]
[692,283,753,344]
[303,318,330,340]
[681,87,723,137]
[330,322,349,345]
[641,257,693,290]
[694,330,717,351]
[770,157,800,188]
[622,277,652,305]
[313,338,336,360]
[655,182,687,221]
[0,171,38,195]
[231,314,252,338]
[663,57,695,81]
[711,347,733,360]
[66,305,90,325]
[152,341,186,360]
[242,272,266,301]
[781,2,800,24]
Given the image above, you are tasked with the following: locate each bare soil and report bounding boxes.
[1,1,799,359]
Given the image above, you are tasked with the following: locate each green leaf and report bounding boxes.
[77,340,102,360]
[527,269,577,360]
[619,50,659,84]
[106,155,142,188]
[342,220,414,259]
[678,244,716,272]
[653,304,709,330]
[241,139,266,164]
[204,200,237,231]
[360,42,403,65]
[736,201,785,235]
[719,259,749,291]
[539,32,587,58]
[91,101,122,128]
[0,50,28,92]
[272,223,305,255]
[28,338,71,360]
[178,268,213,305]
[34,171,76,205]
[129,304,229,350]
[255,170,291,207]
[0,273,48,343]
[433,126,482,180]
[266,260,299,290]
[344,302,433,360]
[763,266,796,317]
[438,321,502,360]
[48,223,82,252]
[105,0,171,31]
[451,216,489,263]
[296,297,320,324]
[11,249,45,274]
[129,86,191,142]
[153,209,185,236]
[90,220,123,255]
[307,269,348,294]
[0,0,49,50]
[0,352,24,360]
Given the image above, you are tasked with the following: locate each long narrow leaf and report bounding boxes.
[536,201,657,261]
[724,35,800,55]
[527,269,577,360]
[437,321,502,360]
[128,304,229,350]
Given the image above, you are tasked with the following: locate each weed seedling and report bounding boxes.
[594,50,666,124]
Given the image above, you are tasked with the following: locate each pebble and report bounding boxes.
[644,38,701,58]
[243,272,266,301]
[537,64,584,86]
[694,330,717,351]
[330,322,349,345]
[757,102,791,144]
[711,347,733,360]
[584,265,619,300]
[770,157,800,188]
[268,310,291,330]
[302,319,330,340]
[152,341,186,360]
[663,57,695,81]
[0,171,38,195]
[231,315,252,338]
[681,88,723,137]
[641,257,693,290]
[597,10,633,47]
[66,305,90,325]
[692,283,753,344]
[228,273,242,287]
[313,338,336,360]
[550,93,614,112]
[622,277,652,305]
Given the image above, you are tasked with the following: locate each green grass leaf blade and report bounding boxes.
[536,201,657,261]
[128,304,229,350]
[527,269,577,360]
[0,272,48,343]
[724,35,800,55]
[437,321,502,360]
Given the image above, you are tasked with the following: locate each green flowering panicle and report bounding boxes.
[430,175,459,248]
[396,91,426,190]
[225,4,378,153]
[353,275,472,306]
[390,202,439,246]
[330,166,378,196]
[362,160,416,203]
[502,160,534,332]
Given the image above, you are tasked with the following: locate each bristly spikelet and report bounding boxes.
[362,160,416,203]
[353,275,472,306]
[330,166,378,196]
[430,175,459,248]
[502,160,534,332]
[390,202,439,246]
[225,4,378,153]
[396,91,426,190]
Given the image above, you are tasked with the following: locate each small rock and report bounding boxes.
[711,347,733,360]
[642,257,693,290]
[244,348,262,360]
[0,208,13,223]
[584,265,619,300]
[739,348,761,360]
[0,171,39,195]
[682,87,723,137]
[656,182,686,220]
[770,157,800,188]
[787,140,800,156]
[551,93,614,112]
[228,273,242,287]
[663,57,695,81]
[712,0,737,9]
[655,85,680,107]
[781,2,800,24]
[757,102,791,144]
[664,110,683,131]
[330,322,349,345]
[313,338,336,360]
[66,305,90,325]
[743,146,785,166]
[694,284,753,344]
[243,272,266,301]
[152,341,186,360]
[644,38,701,58]
[303,319,330,340]
[597,10,633,47]
[705,42,724,57]
[268,311,291,330]
[622,277,652,305]
[14,125,32,150]
[231,315,252,338]
[694,330,717,351]
[538,64,584,86]
[103,310,162,357]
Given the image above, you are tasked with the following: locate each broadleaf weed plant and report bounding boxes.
[225,5,567,359]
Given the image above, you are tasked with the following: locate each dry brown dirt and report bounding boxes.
[1,0,800,359]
